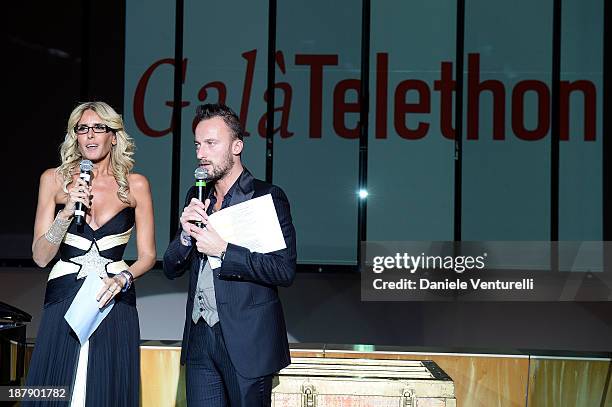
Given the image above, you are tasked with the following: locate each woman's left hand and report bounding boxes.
[96,275,126,308]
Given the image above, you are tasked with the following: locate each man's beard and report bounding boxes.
[203,149,234,182]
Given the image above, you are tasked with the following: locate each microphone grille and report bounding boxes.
[80,160,94,172]
[194,167,208,180]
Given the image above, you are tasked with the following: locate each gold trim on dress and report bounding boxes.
[63,233,92,251]
[97,227,133,251]
[48,259,130,281]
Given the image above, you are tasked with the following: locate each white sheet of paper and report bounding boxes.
[64,273,114,345]
[208,194,287,269]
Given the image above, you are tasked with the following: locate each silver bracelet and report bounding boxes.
[120,270,133,292]
[180,229,192,246]
[43,211,72,245]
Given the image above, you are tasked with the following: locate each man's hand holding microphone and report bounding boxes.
[179,168,228,259]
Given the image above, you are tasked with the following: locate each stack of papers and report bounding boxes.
[208,194,287,269]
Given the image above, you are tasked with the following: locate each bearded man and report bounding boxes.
[163,103,296,406]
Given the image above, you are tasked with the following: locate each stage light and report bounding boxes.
[358,189,368,199]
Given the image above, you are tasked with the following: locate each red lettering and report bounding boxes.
[512,80,550,141]
[333,79,361,139]
[132,51,599,144]
[193,81,227,132]
[295,54,339,138]
[134,58,188,138]
[560,80,596,141]
[434,61,456,140]
[258,51,294,138]
[394,80,430,139]
[468,53,505,140]
[239,50,257,136]
[258,82,294,138]
[197,81,227,106]
[376,53,389,139]
[198,81,227,105]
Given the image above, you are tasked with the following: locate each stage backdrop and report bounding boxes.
[123,0,603,264]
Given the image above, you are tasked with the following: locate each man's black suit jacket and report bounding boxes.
[163,169,296,379]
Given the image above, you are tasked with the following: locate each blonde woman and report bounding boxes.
[25,102,155,406]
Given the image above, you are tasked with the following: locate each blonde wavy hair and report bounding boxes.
[57,102,135,204]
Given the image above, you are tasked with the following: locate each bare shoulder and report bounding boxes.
[40,168,62,188]
[128,173,150,191]
[128,173,152,206]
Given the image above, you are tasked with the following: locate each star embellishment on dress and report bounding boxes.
[71,242,113,279]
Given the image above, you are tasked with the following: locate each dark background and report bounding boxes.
[3,1,125,246]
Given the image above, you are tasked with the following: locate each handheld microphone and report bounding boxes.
[194,167,208,228]
[75,159,94,226]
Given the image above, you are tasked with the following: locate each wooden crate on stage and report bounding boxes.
[272,357,457,406]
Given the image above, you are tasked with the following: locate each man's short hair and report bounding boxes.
[195,104,245,141]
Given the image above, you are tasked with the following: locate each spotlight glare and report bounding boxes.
[358,189,368,199]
